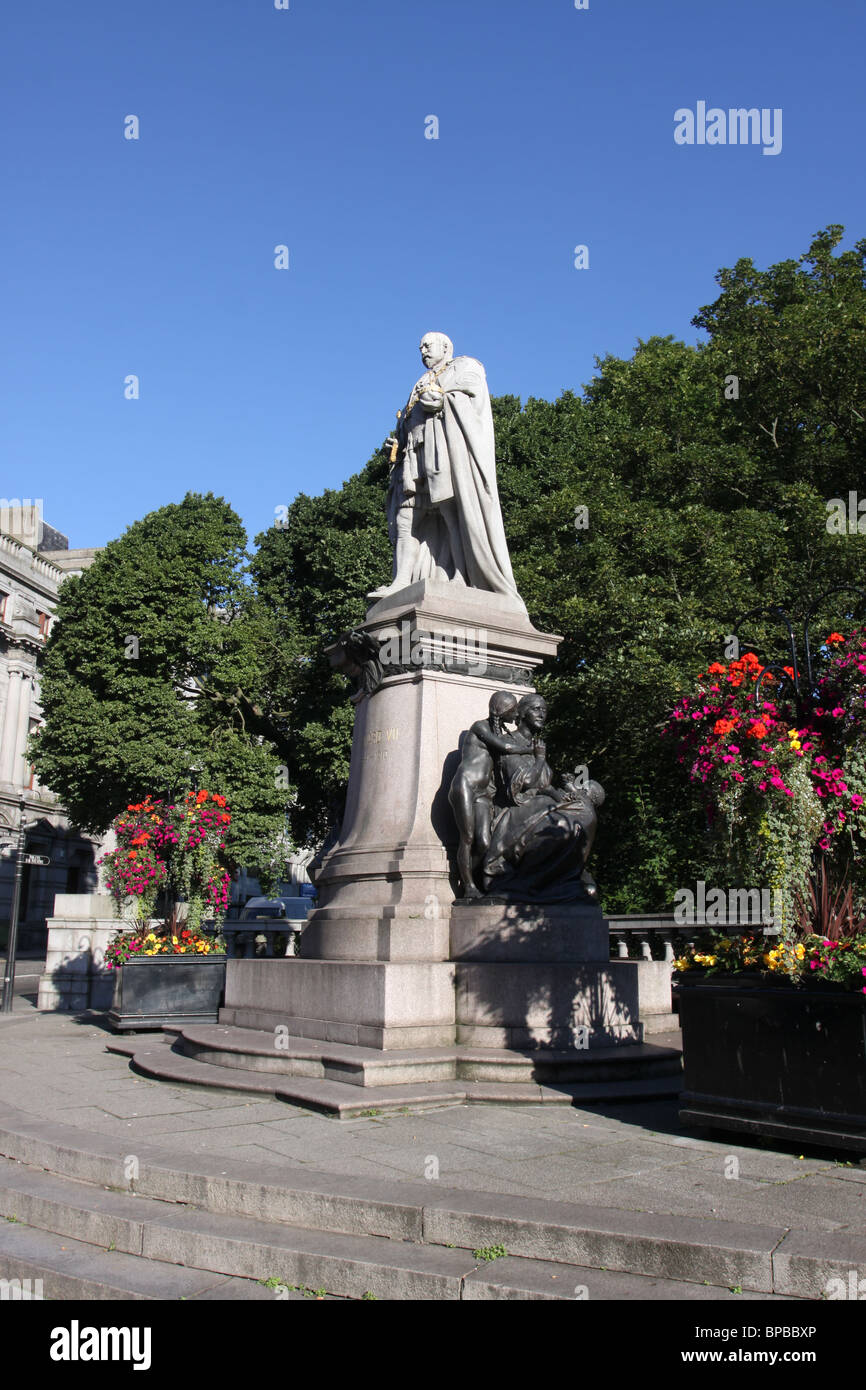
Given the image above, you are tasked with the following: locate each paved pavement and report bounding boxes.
[1,980,865,1235]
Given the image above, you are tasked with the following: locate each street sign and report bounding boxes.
[22,854,50,866]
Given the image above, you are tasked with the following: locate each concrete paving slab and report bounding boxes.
[1,1008,864,1300]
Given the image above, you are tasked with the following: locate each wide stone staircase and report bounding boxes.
[0,1107,821,1300]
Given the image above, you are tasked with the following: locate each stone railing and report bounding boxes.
[604,913,743,1035]
[0,532,63,583]
[606,913,721,962]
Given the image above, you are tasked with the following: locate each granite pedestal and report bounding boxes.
[209,584,681,1110]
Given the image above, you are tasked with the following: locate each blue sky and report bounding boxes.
[3,0,865,551]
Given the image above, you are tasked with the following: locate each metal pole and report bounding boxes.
[1,797,27,1014]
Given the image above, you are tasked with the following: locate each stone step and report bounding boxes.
[0,1220,288,1300]
[463,1076,684,1103]
[0,1154,799,1301]
[0,1158,496,1300]
[106,1041,289,1097]
[176,1024,458,1086]
[0,1114,814,1297]
[458,1045,682,1085]
[116,1037,680,1112]
[118,1041,470,1113]
[0,1205,789,1303]
[110,1023,682,1104]
[460,1253,792,1301]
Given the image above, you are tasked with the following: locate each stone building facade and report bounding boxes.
[0,505,100,950]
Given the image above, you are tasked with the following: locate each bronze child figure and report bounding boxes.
[448,691,539,898]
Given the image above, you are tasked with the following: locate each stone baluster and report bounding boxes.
[658,928,675,962]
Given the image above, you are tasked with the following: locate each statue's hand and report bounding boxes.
[384,435,399,456]
[419,387,445,413]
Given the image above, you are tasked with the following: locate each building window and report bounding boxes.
[0,592,7,622]
[37,611,51,638]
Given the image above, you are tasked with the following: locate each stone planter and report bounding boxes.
[678,973,866,1154]
[108,955,226,1032]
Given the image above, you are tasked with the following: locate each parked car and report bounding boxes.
[240,896,310,922]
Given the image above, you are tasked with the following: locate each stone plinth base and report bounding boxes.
[222,958,457,1049]
[450,901,607,962]
[37,894,119,1012]
[300,907,450,964]
[455,960,641,1049]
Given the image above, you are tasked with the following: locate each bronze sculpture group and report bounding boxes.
[448,691,604,904]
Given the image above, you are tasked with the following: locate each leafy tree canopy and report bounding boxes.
[31,493,289,875]
[35,228,866,909]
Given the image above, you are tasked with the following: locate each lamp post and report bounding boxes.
[1,797,28,1014]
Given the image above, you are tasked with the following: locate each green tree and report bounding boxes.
[251,227,865,910]
[31,493,290,874]
[35,230,865,912]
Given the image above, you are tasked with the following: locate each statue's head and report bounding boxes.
[420,332,453,369]
[587,779,605,807]
[516,693,547,733]
[488,690,519,721]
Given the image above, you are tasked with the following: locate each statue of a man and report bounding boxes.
[370,333,525,607]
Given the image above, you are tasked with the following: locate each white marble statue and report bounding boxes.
[369,333,524,607]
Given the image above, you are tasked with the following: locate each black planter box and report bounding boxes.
[678,974,866,1154]
[108,955,226,1031]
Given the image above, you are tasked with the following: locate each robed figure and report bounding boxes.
[449,692,605,904]
[370,333,525,608]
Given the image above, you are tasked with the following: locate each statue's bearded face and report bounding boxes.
[420,334,451,369]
